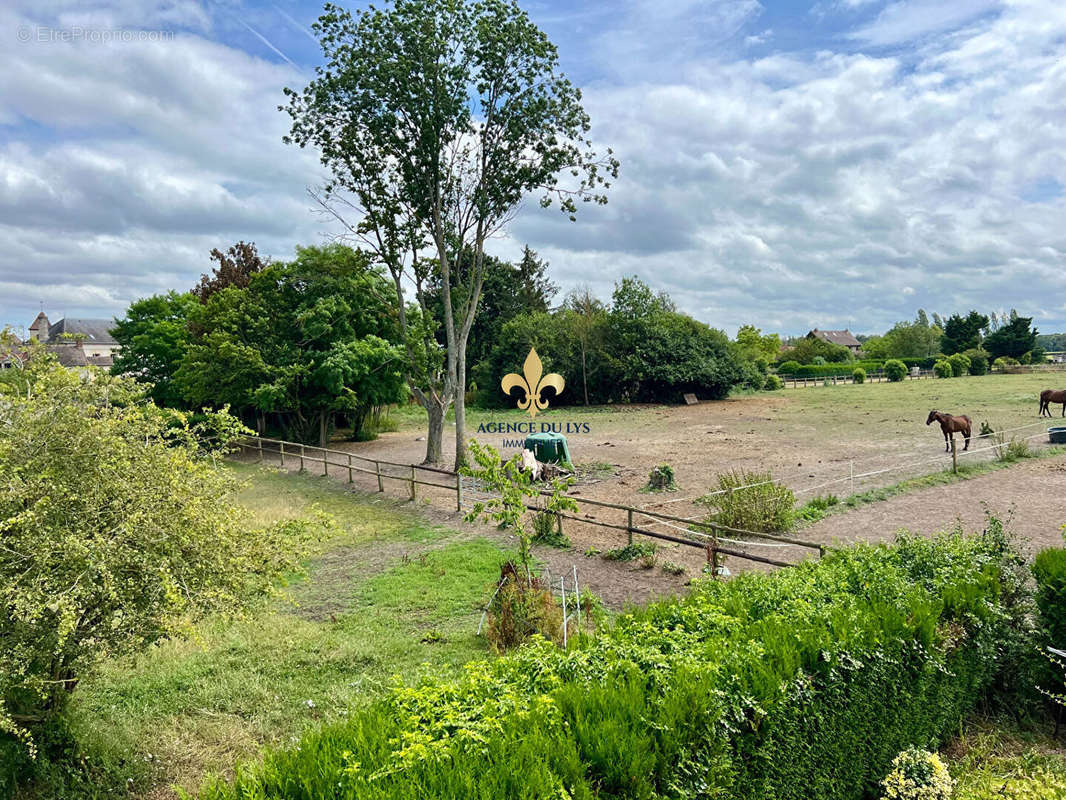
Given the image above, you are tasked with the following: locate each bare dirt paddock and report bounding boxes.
[248,371,1066,607]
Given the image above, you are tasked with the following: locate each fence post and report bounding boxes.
[410,465,416,501]
[299,444,305,472]
[951,438,958,474]
[456,473,463,512]
[257,438,263,463]
[279,441,285,468]
[347,453,353,484]
[323,448,329,477]
[627,508,634,546]
[376,461,383,492]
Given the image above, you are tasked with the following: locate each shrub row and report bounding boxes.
[201,522,1025,800]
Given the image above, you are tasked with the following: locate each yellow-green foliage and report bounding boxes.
[0,361,322,767]
[958,769,1066,799]
[881,747,954,800]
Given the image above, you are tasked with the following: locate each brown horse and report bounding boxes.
[926,410,972,452]
[1040,389,1066,417]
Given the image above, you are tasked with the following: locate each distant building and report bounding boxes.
[25,312,119,367]
[806,328,862,354]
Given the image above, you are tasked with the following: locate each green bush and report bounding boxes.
[778,360,802,374]
[764,374,784,391]
[963,349,989,376]
[947,352,971,378]
[0,361,321,772]
[812,355,827,365]
[1033,547,1066,650]
[852,367,866,384]
[697,469,795,532]
[933,359,954,378]
[993,356,1020,371]
[200,522,1027,800]
[603,541,657,562]
[645,464,677,492]
[884,359,908,382]
[796,494,840,523]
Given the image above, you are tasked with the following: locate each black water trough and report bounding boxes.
[1049,427,1066,444]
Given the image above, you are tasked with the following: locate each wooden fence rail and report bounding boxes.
[238,435,824,572]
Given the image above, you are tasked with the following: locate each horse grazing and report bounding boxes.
[926,410,972,452]
[1039,389,1066,418]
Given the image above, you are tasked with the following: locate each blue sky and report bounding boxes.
[2,0,1065,337]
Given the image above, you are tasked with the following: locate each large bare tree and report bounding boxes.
[283,0,616,467]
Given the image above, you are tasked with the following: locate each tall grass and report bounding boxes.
[698,469,795,532]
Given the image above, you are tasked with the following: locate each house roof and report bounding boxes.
[47,342,89,367]
[808,328,862,348]
[28,312,50,332]
[46,318,117,345]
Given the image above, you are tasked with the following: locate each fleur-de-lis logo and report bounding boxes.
[501,348,564,419]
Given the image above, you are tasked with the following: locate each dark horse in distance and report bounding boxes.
[1039,389,1066,417]
[926,410,972,452]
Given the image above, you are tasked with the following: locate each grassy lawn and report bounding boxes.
[61,464,512,798]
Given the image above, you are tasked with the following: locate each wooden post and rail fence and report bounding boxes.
[238,435,825,572]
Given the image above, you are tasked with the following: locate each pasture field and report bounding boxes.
[42,452,1066,800]
[58,464,513,798]
[378,372,1063,498]
[327,372,1066,578]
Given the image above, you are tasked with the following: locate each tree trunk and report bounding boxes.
[454,352,467,470]
[581,345,589,406]
[425,397,446,465]
[318,410,329,448]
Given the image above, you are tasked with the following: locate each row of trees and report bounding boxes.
[782,309,1042,365]
[112,243,408,446]
[111,244,758,439]
[475,276,746,406]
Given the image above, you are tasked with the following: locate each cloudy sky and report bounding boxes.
[3,0,1065,337]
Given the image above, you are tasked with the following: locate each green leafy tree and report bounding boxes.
[873,315,943,359]
[0,360,320,761]
[939,311,989,355]
[984,314,1038,360]
[779,336,852,364]
[110,291,198,405]
[735,325,782,362]
[283,0,616,467]
[176,245,406,445]
[608,278,741,402]
[561,286,609,407]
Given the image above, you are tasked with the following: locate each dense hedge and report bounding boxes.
[201,524,1025,800]
[1033,547,1066,649]
[776,357,940,379]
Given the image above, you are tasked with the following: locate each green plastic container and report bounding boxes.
[523,432,572,464]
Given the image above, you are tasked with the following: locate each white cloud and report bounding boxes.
[2,0,1066,339]
[850,0,1002,47]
